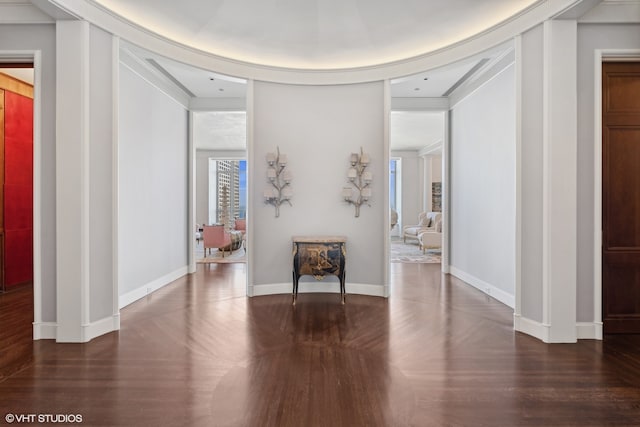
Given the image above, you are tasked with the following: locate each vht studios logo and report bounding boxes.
[5,413,83,423]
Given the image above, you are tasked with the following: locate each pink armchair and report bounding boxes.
[234,218,246,235]
[203,225,232,257]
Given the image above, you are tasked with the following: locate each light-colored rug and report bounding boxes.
[195,244,246,264]
[390,238,441,263]
[195,239,436,264]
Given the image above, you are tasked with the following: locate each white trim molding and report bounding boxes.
[245,79,255,298]
[119,266,189,309]
[593,49,640,340]
[119,46,191,108]
[540,20,578,343]
[513,316,603,341]
[514,314,551,342]
[450,267,515,308]
[111,35,121,324]
[33,322,57,341]
[83,314,120,342]
[514,34,523,323]
[383,79,391,298]
[32,316,121,342]
[441,111,450,274]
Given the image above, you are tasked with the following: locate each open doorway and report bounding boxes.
[388,110,444,264]
[0,64,34,293]
[193,111,247,264]
[0,62,35,377]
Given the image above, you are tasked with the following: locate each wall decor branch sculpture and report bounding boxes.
[342,147,372,217]
[264,146,292,217]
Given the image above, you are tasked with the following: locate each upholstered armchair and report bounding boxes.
[418,219,442,253]
[203,225,232,257]
[403,212,441,244]
[234,218,246,235]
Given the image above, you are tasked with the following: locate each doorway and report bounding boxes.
[388,111,445,265]
[602,61,640,334]
[0,64,34,293]
[0,63,35,376]
[193,111,247,264]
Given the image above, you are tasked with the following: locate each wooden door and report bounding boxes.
[602,62,640,333]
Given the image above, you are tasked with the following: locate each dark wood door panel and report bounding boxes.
[604,127,640,249]
[603,61,640,334]
[605,75,640,114]
[603,254,640,334]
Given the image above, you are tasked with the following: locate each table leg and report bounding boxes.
[292,270,297,305]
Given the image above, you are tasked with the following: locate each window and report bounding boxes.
[209,159,247,225]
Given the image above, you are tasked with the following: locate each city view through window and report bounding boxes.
[209,159,247,225]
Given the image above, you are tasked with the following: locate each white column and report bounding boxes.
[188,111,196,274]
[541,20,577,343]
[56,21,91,342]
[442,112,450,274]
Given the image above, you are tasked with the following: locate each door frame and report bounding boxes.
[593,50,640,339]
[0,50,41,336]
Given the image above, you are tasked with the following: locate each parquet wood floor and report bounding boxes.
[2,263,640,426]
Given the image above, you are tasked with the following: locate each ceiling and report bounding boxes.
[390,111,444,152]
[114,0,516,154]
[93,0,538,70]
[24,0,560,151]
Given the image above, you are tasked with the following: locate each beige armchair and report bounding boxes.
[418,219,442,253]
[403,212,441,244]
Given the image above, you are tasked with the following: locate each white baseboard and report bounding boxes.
[576,321,603,340]
[119,266,189,309]
[513,314,550,342]
[251,281,386,298]
[449,266,515,308]
[514,315,603,342]
[83,314,120,341]
[32,315,121,342]
[33,321,57,340]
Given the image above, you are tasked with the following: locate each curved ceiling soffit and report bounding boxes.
[51,0,583,85]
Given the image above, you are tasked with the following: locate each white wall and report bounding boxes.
[251,81,386,295]
[118,63,189,299]
[520,24,544,323]
[450,63,516,306]
[89,25,115,322]
[576,23,640,322]
[0,24,56,323]
[391,151,421,230]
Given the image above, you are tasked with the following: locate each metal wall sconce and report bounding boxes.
[264,146,292,217]
[342,147,372,217]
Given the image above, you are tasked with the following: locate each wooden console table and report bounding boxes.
[292,235,347,305]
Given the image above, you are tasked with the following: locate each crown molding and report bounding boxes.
[0,1,54,23]
[46,0,587,85]
[579,0,640,22]
[119,46,191,108]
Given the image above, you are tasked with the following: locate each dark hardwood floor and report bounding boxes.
[2,263,640,426]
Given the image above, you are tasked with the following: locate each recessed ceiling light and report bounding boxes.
[423,77,429,80]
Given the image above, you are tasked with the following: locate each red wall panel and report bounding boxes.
[3,91,33,288]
